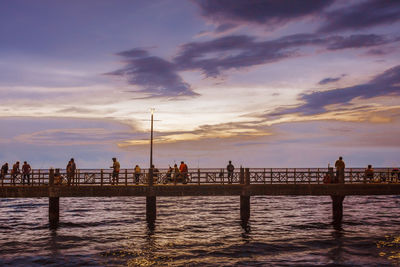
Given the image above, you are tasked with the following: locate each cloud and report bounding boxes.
[174,33,394,77]
[106,48,199,98]
[194,0,335,30]
[271,65,400,116]
[174,34,325,77]
[326,34,394,50]
[15,128,145,146]
[319,0,400,33]
[318,74,346,85]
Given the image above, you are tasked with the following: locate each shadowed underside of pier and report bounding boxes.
[1,184,400,198]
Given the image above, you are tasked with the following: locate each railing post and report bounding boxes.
[317,168,320,184]
[125,169,128,186]
[294,168,296,184]
[263,168,266,184]
[197,169,200,185]
[308,168,311,184]
[101,169,104,186]
[350,168,353,184]
[239,167,244,184]
[38,169,41,186]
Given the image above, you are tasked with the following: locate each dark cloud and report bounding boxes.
[319,0,400,33]
[106,48,199,98]
[327,34,392,50]
[174,33,393,77]
[318,74,346,85]
[271,65,400,116]
[194,0,334,29]
[174,34,326,77]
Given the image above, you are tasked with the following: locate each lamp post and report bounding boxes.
[150,108,155,169]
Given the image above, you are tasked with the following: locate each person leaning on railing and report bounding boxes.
[0,162,8,181]
[365,165,374,183]
[11,161,20,186]
[110,157,120,185]
[134,164,141,185]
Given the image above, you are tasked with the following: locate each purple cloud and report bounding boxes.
[106,48,199,98]
[319,0,400,33]
[327,34,392,50]
[318,74,346,85]
[271,65,400,116]
[194,0,335,30]
[174,34,326,77]
[174,33,394,77]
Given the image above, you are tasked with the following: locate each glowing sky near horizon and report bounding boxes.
[0,0,400,168]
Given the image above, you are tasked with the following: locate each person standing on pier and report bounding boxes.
[227,160,235,184]
[22,161,31,185]
[179,161,188,184]
[111,157,120,185]
[134,164,141,185]
[67,158,76,186]
[1,162,8,180]
[334,156,345,183]
[365,165,374,183]
[11,161,20,186]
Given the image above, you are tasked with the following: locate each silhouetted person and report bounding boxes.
[67,158,76,186]
[227,160,234,184]
[151,164,159,183]
[334,156,345,183]
[111,157,120,185]
[22,161,31,185]
[54,168,62,185]
[11,161,20,186]
[323,172,331,184]
[179,161,188,184]
[173,164,180,182]
[365,164,374,183]
[134,164,141,185]
[391,167,399,182]
[1,163,8,180]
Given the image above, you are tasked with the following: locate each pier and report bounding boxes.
[1,167,399,227]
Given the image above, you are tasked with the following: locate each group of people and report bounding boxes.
[323,156,400,183]
[164,161,189,183]
[0,161,32,185]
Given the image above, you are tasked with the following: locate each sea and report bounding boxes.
[0,195,399,266]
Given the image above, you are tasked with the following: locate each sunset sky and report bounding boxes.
[1,0,399,169]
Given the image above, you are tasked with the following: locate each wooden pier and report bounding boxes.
[1,167,399,227]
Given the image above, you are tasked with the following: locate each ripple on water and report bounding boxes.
[0,196,399,266]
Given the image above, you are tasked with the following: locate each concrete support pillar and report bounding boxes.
[146,196,156,223]
[331,195,345,224]
[49,197,59,227]
[146,168,156,223]
[48,169,59,228]
[240,168,250,222]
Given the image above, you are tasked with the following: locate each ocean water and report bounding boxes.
[0,195,399,266]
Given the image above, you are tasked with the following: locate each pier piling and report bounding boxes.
[48,169,59,227]
[146,168,156,223]
[331,195,345,224]
[240,168,250,222]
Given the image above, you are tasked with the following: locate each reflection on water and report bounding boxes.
[377,235,400,265]
[0,196,399,266]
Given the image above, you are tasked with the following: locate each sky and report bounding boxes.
[0,0,399,169]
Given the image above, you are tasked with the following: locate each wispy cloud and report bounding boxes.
[174,33,395,77]
[319,0,400,33]
[270,65,400,116]
[106,48,199,98]
[318,74,346,85]
[194,0,335,31]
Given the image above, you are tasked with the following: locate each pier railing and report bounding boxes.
[1,168,399,186]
